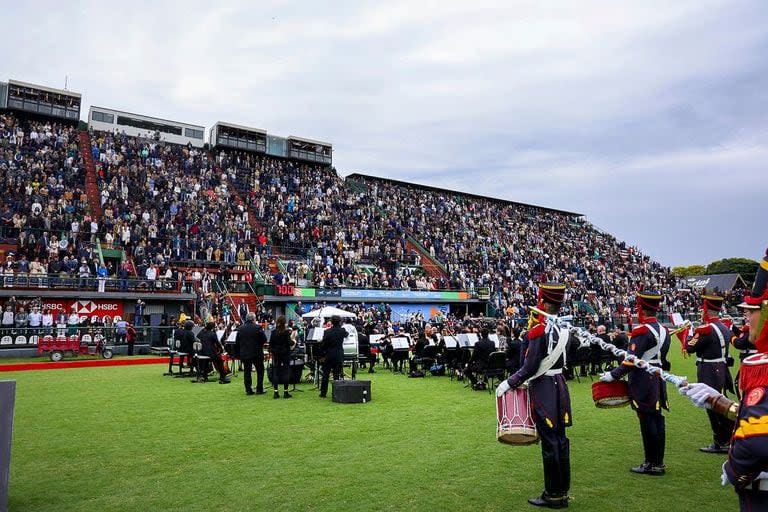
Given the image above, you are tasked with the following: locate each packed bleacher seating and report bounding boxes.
[0,112,748,326]
[215,149,442,289]
[0,112,100,277]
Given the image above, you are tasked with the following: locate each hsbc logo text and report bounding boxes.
[73,301,120,314]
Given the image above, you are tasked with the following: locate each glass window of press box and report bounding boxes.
[216,126,266,152]
[116,115,182,136]
[184,127,204,140]
[91,111,115,124]
[7,83,80,120]
[288,140,332,164]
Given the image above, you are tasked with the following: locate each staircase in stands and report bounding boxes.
[77,130,102,222]
[210,153,283,283]
[405,238,449,281]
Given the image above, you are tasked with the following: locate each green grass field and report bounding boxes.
[4,349,737,512]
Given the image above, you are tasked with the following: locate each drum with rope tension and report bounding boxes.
[496,387,538,445]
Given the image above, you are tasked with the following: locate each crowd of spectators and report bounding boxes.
[352,176,745,323]
[0,112,103,280]
[216,150,438,289]
[0,112,748,328]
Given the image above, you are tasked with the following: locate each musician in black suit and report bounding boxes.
[505,327,523,374]
[408,331,429,373]
[236,313,267,395]
[358,331,376,373]
[174,320,196,371]
[198,322,230,384]
[269,315,295,399]
[465,328,495,389]
[318,315,346,398]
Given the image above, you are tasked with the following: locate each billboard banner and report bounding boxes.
[389,304,449,323]
[41,299,124,321]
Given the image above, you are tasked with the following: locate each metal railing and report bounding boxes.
[0,273,184,293]
[0,325,179,350]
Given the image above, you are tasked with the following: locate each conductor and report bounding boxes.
[319,315,346,398]
[236,313,267,395]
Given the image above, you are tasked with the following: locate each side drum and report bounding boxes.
[496,387,538,445]
[592,380,630,408]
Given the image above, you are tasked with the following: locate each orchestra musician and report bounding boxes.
[318,315,346,398]
[269,315,295,399]
[197,321,231,384]
[465,328,495,390]
[236,313,267,395]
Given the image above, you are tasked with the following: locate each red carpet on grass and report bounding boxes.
[0,356,177,372]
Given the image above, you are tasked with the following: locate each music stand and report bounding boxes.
[305,327,324,389]
[391,337,410,373]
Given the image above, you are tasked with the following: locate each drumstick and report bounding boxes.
[530,307,689,388]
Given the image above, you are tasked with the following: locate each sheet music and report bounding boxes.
[443,336,458,348]
[306,327,325,341]
[369,334,385,346]
[226,331,238,342]
[391,337,410,350]
[488,333,500,348]
[457,333,479,347]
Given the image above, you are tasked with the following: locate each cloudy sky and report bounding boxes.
[3,0,766,267]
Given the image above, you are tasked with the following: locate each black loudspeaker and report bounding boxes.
[332,380,371,403]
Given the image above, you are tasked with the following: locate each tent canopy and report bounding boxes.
[301,306,357,319]
[683,273,747,293]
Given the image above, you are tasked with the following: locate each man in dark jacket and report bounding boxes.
[236,313,267,395]
[198,321,230,384]
[465,328,495,389]
[319,315,346,398]
[174,320,196,372]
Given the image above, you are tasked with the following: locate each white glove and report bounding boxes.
[679,383,719,409]
[496,380,511,397]
[721,462,729,487]
[599,371,614,383]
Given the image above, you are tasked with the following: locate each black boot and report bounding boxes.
[273,391,280,399]
[700,443,729,454]
[630,462,664,476]
[283,391,292,399]
[528,493,568,509]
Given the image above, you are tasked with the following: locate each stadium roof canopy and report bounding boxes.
[683,273,748,292]
[345,173,583,217]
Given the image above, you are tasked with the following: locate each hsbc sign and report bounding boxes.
[72,300,120,314]
[41,300,125,320]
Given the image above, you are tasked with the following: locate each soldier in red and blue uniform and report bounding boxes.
[680,248,768,511]
[496,283,572,509]
[686,294,735,453]
[600,291,670,475]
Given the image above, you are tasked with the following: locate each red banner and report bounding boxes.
[41,299,124,321]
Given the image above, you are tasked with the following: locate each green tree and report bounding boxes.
[705,258,758,285]
[671,265,706,278]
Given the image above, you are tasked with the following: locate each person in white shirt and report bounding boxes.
[42,310,54,335]
[145,264,158,284]
[1,306,14,331]
[67,312,80,336]
[28,306,43,333]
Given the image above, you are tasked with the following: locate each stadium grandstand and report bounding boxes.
[0,77,746,355]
